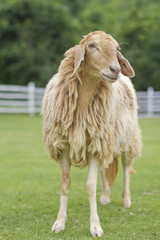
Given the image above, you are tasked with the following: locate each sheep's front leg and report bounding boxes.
[122,153,131,208]
[87,154,104,237]
[51,146,71,233]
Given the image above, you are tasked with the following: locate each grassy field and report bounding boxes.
[0,115,160,240]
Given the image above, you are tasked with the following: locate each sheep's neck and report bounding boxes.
[77,73,99,110]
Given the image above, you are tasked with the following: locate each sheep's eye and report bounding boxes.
[88,44,96,49]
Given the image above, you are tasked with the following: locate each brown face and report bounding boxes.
[84,33,121,83]
[73,31,135,83]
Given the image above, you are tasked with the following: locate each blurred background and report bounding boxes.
[0,0,159,91]
[0,1,160,239]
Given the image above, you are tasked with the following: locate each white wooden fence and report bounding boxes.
[0,83,160,117]
[137,87,160,117]
[0,82,44,116]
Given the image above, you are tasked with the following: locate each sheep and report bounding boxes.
[41,31,142,237]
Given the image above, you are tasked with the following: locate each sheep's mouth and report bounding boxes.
[101,72,118,82]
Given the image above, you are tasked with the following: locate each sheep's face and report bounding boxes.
[84,33,121,83]
[73,31,135,83]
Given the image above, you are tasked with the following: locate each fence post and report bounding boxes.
[147,87,154,117]
[28,82,35,116]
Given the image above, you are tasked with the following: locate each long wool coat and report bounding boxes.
[42,45,142,169]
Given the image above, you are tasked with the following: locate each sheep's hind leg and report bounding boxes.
[51,145,71,233]
[122,153,131,208]
[100,169,111,205]
[87,154,104,237]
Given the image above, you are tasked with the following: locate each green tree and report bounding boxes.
[0,0,159,90]
[0,0,79,87]
[119,0,160,90]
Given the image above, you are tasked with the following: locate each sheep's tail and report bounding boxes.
[129,166,136,174]
[105,158,136,187]
[105,156,119,187]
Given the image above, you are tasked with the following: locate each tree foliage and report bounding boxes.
[0,0,159,90]
[0,0,80,86]
[120,0,160,90]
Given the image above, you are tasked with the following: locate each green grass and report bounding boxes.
[0,115,160,240]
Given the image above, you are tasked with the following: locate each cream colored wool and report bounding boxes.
[41,31,142,169]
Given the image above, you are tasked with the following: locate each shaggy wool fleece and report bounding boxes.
[42,31,142,169]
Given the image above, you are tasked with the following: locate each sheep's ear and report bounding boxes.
[117,51,135,78]
[72,45,85,76]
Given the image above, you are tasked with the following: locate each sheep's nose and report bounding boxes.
[110,65,121,76]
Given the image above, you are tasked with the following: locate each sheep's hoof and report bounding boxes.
[100,195,111,205]
[51,219,65,233]
[90,222,104,237]
[122,198,131,208]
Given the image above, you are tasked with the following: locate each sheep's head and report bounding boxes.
[72,31,135,83]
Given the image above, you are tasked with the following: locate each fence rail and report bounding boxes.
[137,87,160,117]
[0,83,160,117]
[0,82,44,116]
